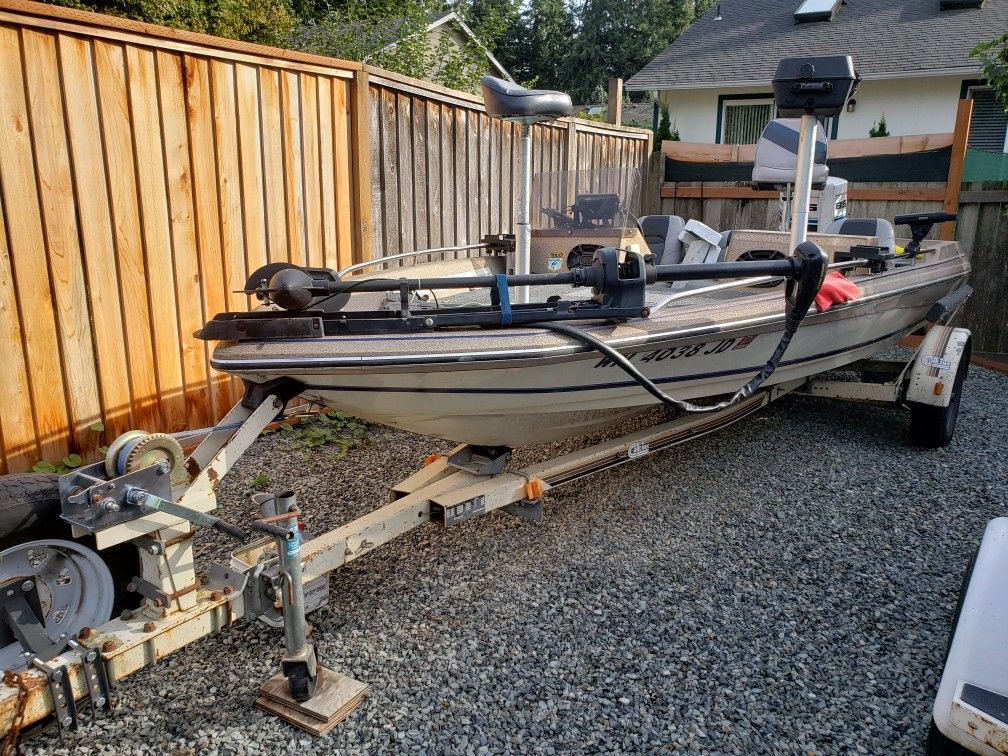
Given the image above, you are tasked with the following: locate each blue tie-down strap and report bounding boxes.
[495,274,512,325]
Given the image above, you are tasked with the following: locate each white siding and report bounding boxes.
[660,76,968,144]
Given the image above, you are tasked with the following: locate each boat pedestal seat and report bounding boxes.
[481,76,573,124]
[638,215,686,264]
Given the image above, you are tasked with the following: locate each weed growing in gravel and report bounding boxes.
[32,421,107,474]
[266,409,370,461]
[249,471,272,491]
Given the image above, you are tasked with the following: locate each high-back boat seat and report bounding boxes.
[638,215,686,264]
[481,77,573,124]
[752,118,829,189]
[824,217,896,254]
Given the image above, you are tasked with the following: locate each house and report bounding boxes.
[296,10,514,85]
[626,0,1008,152]
[397,11,514,83]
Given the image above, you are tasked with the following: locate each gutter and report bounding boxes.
[626,66,982,91]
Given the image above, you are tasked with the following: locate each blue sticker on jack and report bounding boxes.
[286,531,301,557]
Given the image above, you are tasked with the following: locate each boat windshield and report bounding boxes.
[530,166,641,239]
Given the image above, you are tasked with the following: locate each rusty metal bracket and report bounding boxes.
[30,657,76,731]
[204,562,248,598]
[66,639,112,716]
[133,529,198,556]
[126,576,170,609]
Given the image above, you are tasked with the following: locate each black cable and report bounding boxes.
[307,277,396,310]
[535,320,798,414]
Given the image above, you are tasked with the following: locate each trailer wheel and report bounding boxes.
[0,473,140,612]
[287,665,318,702]
[908,347,969,448]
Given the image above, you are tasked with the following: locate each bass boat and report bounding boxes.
[197,56,971,448]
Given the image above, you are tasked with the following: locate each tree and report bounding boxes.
[972,33,1008,112]
[564,0,699,103]
[293,0,498,92]
[47,0,297,46]
[655,104,671,146]
[293,0,431,79]
[488,0,574,89]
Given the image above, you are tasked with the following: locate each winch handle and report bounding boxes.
[784,240,829,332]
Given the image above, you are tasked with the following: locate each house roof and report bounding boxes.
[423,10,513,81]
[626,0,1008,91]
[319,9,511,80]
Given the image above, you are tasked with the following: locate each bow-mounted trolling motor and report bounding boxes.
[196,244,826,342]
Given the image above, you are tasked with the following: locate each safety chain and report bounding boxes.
[1,670,30,756]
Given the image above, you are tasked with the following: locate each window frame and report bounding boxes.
[965,84,1008,153]
[715,92,774,144]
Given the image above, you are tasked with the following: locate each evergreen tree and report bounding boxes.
[655,104,672,146]
[565,0,696,103]
[490,0,574,89]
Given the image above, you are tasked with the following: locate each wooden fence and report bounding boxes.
[0,0,652,473]
[364,71,651,258]
[645,109,1008,360]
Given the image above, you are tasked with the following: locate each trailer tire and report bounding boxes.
[908,346,969,448]
[0,473,140,612]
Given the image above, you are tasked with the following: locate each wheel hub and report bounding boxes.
[0,539,114,669]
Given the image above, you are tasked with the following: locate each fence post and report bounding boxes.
[941,98,973,241]
[350,68,374,261]
[564,119,578,207]
[607,78,623,126]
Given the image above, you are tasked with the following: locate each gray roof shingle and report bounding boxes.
[626,0,1008,91]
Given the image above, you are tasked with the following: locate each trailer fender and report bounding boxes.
[932,517,1008,755]
[906,326,971,408]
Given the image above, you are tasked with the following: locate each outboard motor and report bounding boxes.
[753,118,849,235]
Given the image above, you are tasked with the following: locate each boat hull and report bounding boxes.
[213,254,968,446]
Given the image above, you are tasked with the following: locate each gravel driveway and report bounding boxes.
[25,365,1008,755]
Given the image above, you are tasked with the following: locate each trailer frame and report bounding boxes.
[0,319,974,742]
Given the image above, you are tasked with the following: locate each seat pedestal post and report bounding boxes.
[515,122,532,303]
[788,113,818,252]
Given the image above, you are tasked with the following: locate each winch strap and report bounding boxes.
[495,274,512,325]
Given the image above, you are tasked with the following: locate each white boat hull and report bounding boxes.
[215,256,967,446]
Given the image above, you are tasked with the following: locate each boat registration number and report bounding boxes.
[592,335,756,369]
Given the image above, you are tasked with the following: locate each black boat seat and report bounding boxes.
[481,76,573,124]
[638,215,685,264]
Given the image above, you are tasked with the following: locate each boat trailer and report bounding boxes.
[0,302,972,741]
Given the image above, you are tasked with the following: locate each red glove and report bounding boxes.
[814,271,862,312]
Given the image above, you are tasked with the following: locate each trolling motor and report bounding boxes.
[197,243,825,343]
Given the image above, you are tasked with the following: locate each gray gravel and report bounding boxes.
[24,363,1008,755]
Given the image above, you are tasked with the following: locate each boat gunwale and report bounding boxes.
[210,265,969,373]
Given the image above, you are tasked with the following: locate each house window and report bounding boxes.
[721,99,775,144]
[966,86,1008,153]
[718,96,833,145]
